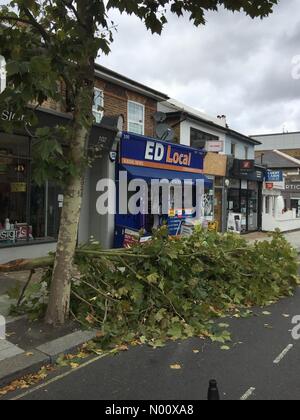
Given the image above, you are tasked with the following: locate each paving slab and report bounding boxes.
[37,330,98,362]
[0,345,24,362]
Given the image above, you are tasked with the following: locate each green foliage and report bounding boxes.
[0,0,278,186]
[17,228,299,348]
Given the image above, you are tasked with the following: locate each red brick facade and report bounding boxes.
[43,75,158,137]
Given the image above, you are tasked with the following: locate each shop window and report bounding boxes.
[190,128,219,149]
[128,101,144,135]
[93,88,104,124]
[0,134,60,247]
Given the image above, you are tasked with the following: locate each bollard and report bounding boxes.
[207,379,220,401]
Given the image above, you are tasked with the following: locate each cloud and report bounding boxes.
[99,1,300,135]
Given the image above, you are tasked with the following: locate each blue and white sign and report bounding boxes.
[265,170,283,182]
[120,132,205,174]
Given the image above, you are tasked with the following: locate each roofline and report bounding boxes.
[165,111,228,134]
[251,131,300,138]
[95,64,169,102]
[166,111,261,145]
[227,128,262,146]
[274,149,300,166]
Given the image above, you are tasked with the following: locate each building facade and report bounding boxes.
[0,65,168,263]
[158,99,262,233]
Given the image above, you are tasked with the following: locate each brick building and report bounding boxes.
[0,65,168,263]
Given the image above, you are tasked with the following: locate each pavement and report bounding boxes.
[1,286,299,401]
[245,230,300,252]
[0,273,97,386]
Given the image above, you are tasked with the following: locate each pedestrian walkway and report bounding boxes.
[245,230,300,252]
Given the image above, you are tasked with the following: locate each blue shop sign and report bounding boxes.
[265,170,283,182]
[120,132,205,174]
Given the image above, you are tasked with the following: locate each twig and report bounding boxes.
[17,269,35,307]
[79,279,118,302]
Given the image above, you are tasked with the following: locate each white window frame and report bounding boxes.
[93,88,104,124]
[127,100,145,135]
[0,55,6,94]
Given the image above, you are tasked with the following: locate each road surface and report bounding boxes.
[4,287,300,401]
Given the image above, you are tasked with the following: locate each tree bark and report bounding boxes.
[45,9,95,324]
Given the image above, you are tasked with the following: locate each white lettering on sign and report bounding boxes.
[1,110,25,122]
[145,141,164,162]
[144,141,192,167]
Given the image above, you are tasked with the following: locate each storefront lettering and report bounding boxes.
[145,141,192,167]
[286,184,300,191]
[1,110,25,122]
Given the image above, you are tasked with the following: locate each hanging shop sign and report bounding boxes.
[120,132,205,174]
[265,170,283,183]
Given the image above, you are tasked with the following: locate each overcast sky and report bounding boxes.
[98,1,300,136]
[1,1,299,135]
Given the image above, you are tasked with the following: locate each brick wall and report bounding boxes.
[40,77,157,137]
[94,79,157,137]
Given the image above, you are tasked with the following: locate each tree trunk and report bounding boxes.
[44,162,86,325]
[45,85,94,325]
[45,1,96,326]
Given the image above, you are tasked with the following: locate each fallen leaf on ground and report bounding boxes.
[25,352,34,357]
[115,344,129,352]
[262,311,271,316]
[170,364,182,370]
[220,346,231,351]
[70,363,80,369]
[282,314,290,318]
[192,350,200,354]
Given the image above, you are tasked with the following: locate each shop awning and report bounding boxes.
[121,164,213,188]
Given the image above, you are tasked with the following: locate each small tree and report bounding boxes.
[0,0,278,326]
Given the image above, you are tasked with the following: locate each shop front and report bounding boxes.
[283,178,300,217]
[114,133,212,247]
[203,152,228,232]
[0,107,120,263]
[226,159,264,233]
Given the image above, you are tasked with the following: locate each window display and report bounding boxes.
[0,134,61,247]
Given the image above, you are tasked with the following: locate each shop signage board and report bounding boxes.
[285,182,300,191]
[205,140,224,153]
[265,170,283,182]
[120,132,205,174]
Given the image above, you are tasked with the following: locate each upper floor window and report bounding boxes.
[231,143,236,157]
[128,101,144,135]
[93,88,104,124]
[244,146,249,160]
[190,128,219,149]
